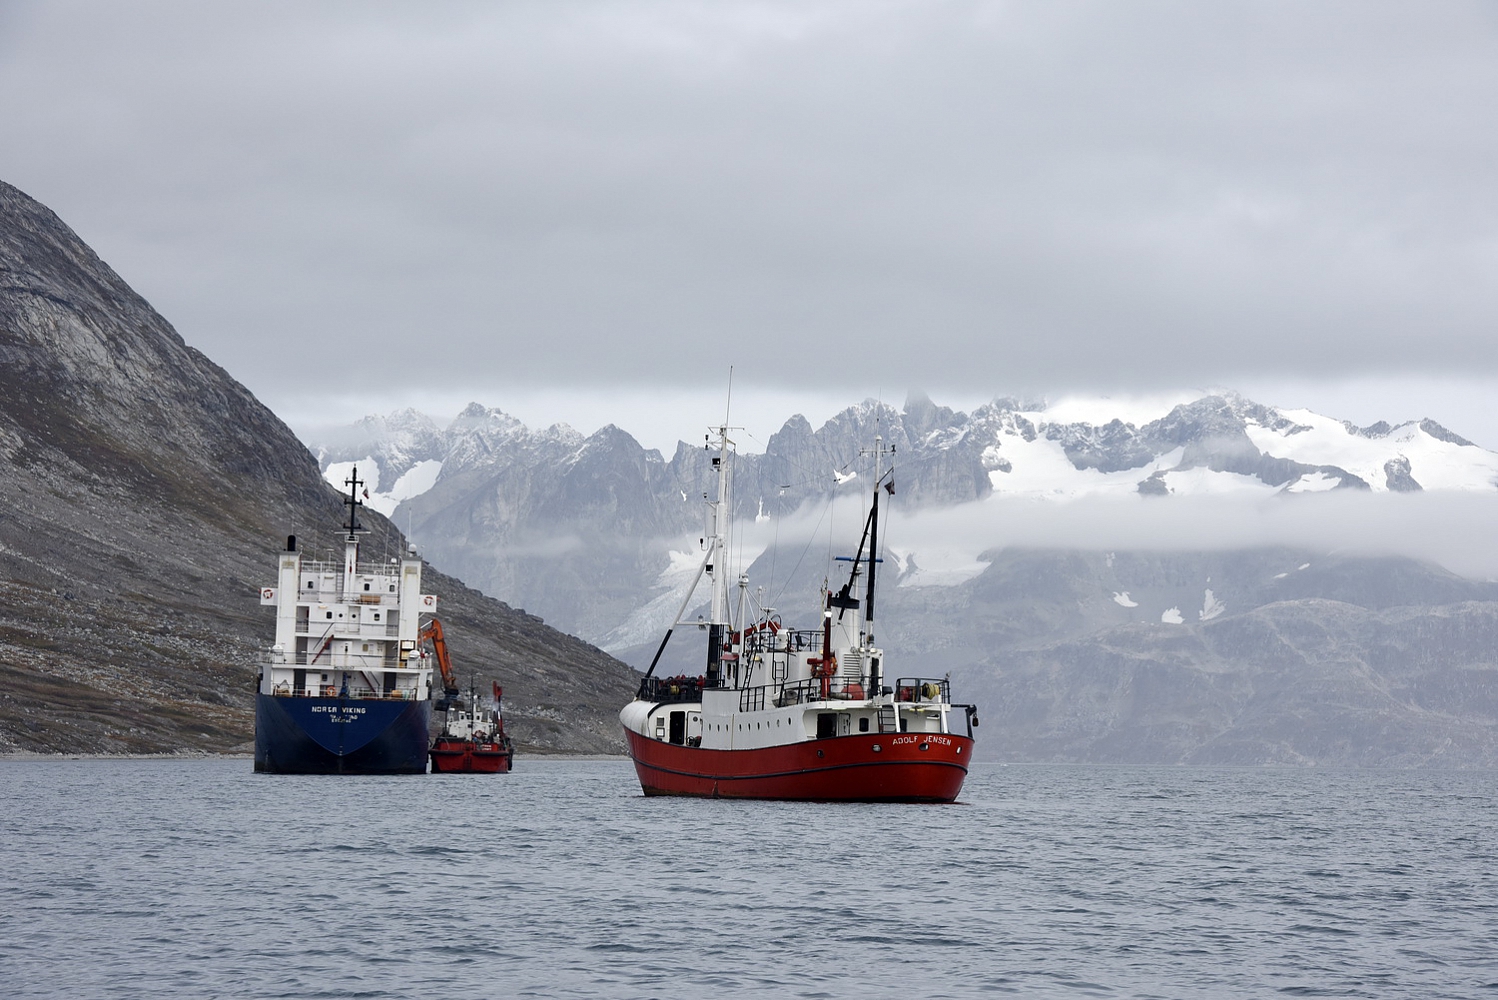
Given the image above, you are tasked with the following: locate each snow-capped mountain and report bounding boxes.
[318,391,1497,519]
[304,390,1498,766]
[308,388,1498,644]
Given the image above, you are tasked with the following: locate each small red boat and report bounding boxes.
[621,423,978,802]
[429,733,513,774]
[423,625,514,775]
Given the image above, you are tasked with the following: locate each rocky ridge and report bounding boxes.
[0,180,637,755]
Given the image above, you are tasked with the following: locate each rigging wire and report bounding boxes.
[767,492,833,610]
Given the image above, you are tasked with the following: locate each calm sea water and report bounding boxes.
[2,758,1494,999]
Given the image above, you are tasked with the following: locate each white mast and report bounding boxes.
[707,422,731,627]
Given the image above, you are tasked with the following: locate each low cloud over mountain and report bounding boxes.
[312,391,1498,766]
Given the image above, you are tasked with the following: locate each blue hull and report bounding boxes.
[254,694,432,774]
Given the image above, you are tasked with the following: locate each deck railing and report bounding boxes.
[270,683,421,700]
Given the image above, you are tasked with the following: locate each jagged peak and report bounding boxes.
[768,413,814,440]
[1418,419,1474,448]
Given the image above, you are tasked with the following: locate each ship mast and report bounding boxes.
[704,421,732,688]
[341,466,367,600]
[861,436,895,645]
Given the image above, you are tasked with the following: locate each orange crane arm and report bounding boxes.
[418,618,460,699]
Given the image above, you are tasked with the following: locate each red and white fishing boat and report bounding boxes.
[621,421,978,801]
[429,680,514,774]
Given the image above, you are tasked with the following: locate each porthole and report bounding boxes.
[919,743,930,751]
[872,744,882,752]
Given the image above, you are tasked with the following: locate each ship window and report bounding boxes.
[373,612,381,621]
[389,585,396,592]
[859,717,870,733]
[363,583,370,591]
[326,611,334,619]
[306,581,314,589]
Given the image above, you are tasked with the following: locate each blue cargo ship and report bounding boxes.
[254,468,436,774]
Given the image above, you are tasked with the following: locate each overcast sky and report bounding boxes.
[4,1,1498,450]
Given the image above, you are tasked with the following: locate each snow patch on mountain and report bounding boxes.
[1112,591,1139,608]
[985,434,1184,498]
[1244,409,1498,492]
[321,457,442,516]
[893,547,992,588]
[323,457,378,495]
[383,460,444,512]
[1200,589,1226,621]
[1161,607,1184,624]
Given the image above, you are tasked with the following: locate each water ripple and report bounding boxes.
[1,759,1495,998]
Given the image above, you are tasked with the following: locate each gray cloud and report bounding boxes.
[3,1,1497,412]
[746,489,1498,585]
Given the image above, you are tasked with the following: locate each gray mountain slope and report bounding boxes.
[876,550,1498,765]
[0,180,636,754]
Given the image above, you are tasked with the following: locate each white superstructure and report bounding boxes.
[257,467,435,704]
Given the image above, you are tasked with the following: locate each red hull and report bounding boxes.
[429,740,513,774]
[624,728,971,802]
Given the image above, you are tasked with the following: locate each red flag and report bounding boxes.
[362,488,370,499]
[493,683,503,704]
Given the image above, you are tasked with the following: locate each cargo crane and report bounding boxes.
[418,618,461,711]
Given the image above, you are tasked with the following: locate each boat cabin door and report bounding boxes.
[669,711,686,745]
[816,713,851,739]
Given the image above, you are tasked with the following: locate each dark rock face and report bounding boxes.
[883,550,1498,766]
[1384,456,1422,492]
[0,180,636,755]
